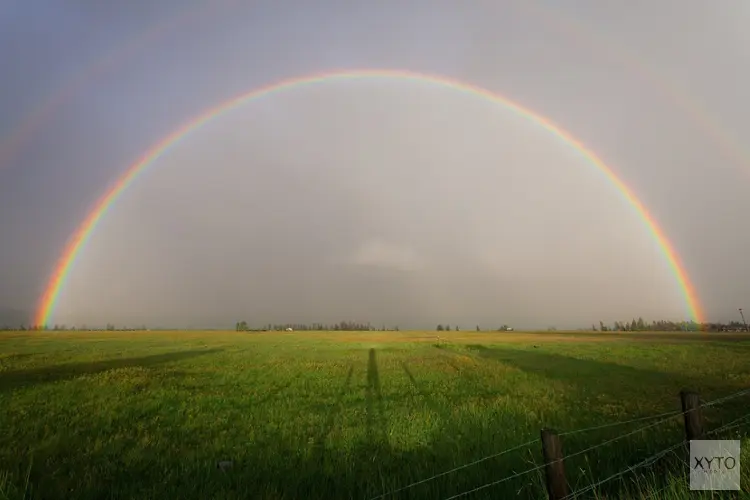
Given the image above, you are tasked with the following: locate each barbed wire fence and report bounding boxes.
[643,412,750,500]
[369,387,750,500]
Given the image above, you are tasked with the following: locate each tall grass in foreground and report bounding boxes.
[626,440,750,499]
[0,330,748,499]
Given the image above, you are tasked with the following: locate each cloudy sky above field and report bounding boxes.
[1,0,749,329]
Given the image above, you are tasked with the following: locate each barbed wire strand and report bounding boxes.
[369,409,676,500]
[701,387,750,408]
[367,438,539,500]
[705,411,750,437]
[559,409,682,437]
[559,387,750,440]
[643,412,750,499]
[642,455,692,500]
[372,407,688,499]
[442,411,685,500]
[440,460,550,500]
[562,441,686,500]
[370,387,749,500]
[567,446,683,500]
[565,409,750,500]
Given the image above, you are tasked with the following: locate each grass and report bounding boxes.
[0,330,749,499]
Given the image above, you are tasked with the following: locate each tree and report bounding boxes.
[446,325,451,331]
[476,325,480,332]
[436,324,444,331]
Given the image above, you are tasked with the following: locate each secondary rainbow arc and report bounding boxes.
[34,68,704,326]
[0,0,240,171]
[4,1,748,196]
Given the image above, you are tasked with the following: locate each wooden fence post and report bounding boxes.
[541,428,569,500]
[680,390,704,442]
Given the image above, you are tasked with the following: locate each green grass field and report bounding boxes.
[1,330,749,499]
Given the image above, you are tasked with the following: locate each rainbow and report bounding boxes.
[522,0,749,178]
[3,1,747,186]
[34,69,704,326]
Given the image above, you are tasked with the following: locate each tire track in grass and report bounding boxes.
[401,361,453,422]
[365,349,389,451]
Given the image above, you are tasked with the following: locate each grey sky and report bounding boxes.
[1,0,748,329]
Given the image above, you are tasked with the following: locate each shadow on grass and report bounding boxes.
[0,353,34,362]
[533,331,750,343]
[457,344,750,458]
[3,346,747,500]
[464,344,680,390]
[462,344,750,400]
[461,344,750,426]
[9,349,558,500]
[7,393,700,500]
[0,349,223,393]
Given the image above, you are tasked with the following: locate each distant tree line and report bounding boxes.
[473,325,509,331]
[592,317,748,332]
[235,321,400,332]
[439,324,513,332]
[0,323,151,331]
[2,317,748,333]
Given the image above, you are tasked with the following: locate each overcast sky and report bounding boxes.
[1,0,749,329]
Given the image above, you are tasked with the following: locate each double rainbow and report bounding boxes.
[34,69,704,326]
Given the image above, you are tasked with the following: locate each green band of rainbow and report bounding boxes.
[34,69,704,326]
